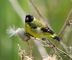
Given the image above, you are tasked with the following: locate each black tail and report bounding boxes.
[53,36,61,41]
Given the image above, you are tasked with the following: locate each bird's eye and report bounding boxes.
[25,17,29,22]
[25,14,34,22]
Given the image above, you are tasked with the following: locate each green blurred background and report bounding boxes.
[0,0,72,60]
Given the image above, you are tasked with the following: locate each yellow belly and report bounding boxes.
[25,23,43,38]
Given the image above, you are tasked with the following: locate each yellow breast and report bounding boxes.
[25,23,43,38]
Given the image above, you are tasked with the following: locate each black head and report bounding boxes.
[25,14,34,22]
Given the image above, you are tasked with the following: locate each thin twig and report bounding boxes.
[55,53,63,60]
[55,9,72,52]
[17,44,33,60]
[29,0,44,20]
[17,44,25,60]
[49,10,72,56]
[55,9,72,44]
[29,0,51,28]
[58,10,72,37]
[44,38,72,59]
[50,41,72,59]
[27,41,33,57]
[56,47,72,59]
[60,41,69,54]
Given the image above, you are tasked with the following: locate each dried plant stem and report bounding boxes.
[49,10,72,57]
[54,10,72,44]
[29,0,44,20]
[17,44,25,60]
[27,41,33,57]
[60,41,69,54]
[17,44,33,60]
[56,9,72,52]
[58,10,72,37]
[55,53,63,60]
[49,41,72,59]
[29,0,51,28]
[55,47,72,59]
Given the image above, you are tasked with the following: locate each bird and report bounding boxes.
[24,14,61,41]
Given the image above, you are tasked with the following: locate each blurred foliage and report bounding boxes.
[0,0,72,60]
